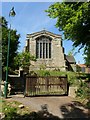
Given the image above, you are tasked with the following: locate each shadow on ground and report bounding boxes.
[60,101,90,119]
[4,104,60,120]
[4,101,90,120]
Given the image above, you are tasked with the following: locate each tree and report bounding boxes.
[45,2,90,65]
[1,16,20,73]
[14,52,36,73]
[84,45,90,66]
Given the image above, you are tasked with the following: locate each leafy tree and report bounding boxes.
[1,16,20,73]
[84,45,90,66]
[1,16,8,27]
[46,2,90,65]
[14,52,36,73]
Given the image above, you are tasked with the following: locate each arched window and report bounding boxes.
[36,36,52,59]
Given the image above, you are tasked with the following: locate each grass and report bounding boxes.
[1,98,31,119]
[35,70,67,76]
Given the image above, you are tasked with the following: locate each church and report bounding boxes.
[24,30,76,72]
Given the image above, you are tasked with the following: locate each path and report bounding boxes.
[10,95,90,119]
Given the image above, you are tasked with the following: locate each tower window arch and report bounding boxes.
[36,36,52,59]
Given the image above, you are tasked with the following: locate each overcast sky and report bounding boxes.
[2,2,85,64]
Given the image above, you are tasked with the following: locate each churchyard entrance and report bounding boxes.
[25,76,68,96]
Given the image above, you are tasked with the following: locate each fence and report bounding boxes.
[25,75,68,96]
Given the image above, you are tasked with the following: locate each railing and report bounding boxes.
[25,75,68,96]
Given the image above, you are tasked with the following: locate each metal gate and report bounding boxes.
[25,76,68,96]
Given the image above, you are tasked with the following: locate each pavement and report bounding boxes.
[9,94,90,119]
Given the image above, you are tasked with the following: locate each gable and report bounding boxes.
[26,30,61,39]
[24,30,66,71]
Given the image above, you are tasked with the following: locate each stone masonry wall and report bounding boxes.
[25,31,66,72]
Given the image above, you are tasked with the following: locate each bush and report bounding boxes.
[2,102,17,120]
[67,72,78,86]
[76,80,89,99]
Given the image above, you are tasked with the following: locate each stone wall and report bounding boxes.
[25,31,66,72]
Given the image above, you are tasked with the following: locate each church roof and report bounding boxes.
[65,55,76,63]
[26,30,61,38]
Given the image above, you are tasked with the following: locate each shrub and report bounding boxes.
[2,103,17,120]
[67,72,78,86]
[76,80,89,99]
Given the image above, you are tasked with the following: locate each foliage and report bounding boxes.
[76,65,82,73]
[43,71,50,76]
[2,100,17,120]
[1,16,20,73]
[75,77,90,109]
[46,2,90,47]
[0,16,8,27]
[36,70,66,77]
[3,105,17,120]
[76,80,89,99]
[66,71,78,86]
[46,2,90,65]
[2,99,30,120]
[84,45,90,66]
[14,52,36,73]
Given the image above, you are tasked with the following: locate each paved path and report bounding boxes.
[10,95,90,119]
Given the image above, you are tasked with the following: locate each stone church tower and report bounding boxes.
[24,30,66,72]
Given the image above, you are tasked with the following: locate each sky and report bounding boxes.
[1,1,85,64]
